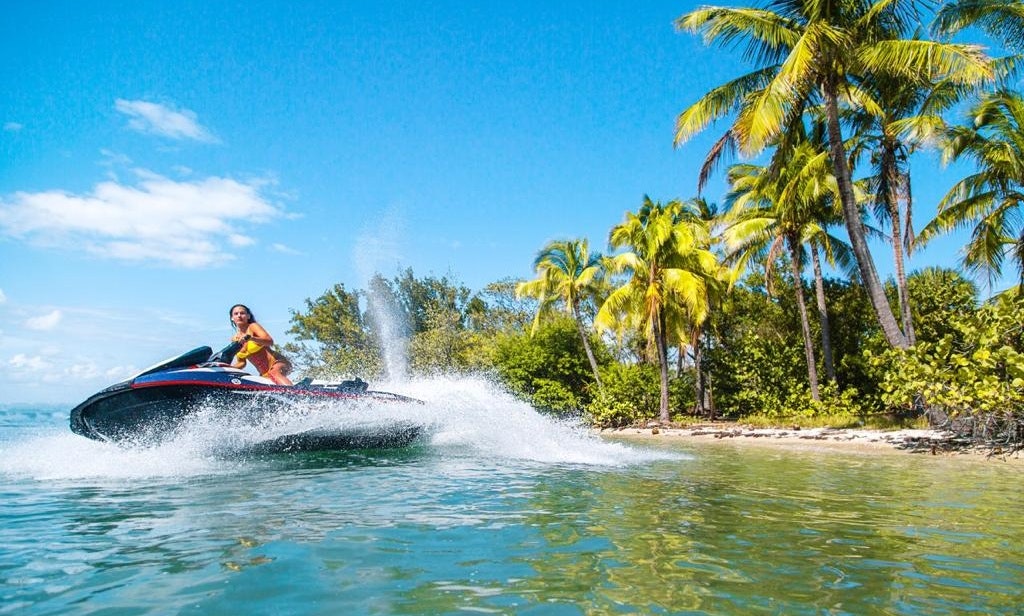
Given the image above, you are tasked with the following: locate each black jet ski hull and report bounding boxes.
[69,346,425,451]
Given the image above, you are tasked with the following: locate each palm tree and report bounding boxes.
[684,197,732,418]
[597,197,721,423]
[724,144,833,399]
[845,57,987,347]
[920,90,1024,288]
[933,0,1024,52]
[674,0,992,350]
[516,238,605,387]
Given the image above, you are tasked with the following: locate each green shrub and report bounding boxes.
[489,316,599,414]
[586,363,695,427]
[874,286,1024,419]
[587,363,660,427]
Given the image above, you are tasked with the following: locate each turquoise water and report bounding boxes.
[2,379,1022,615]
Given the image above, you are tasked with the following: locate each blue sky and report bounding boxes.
[0,1,992,404]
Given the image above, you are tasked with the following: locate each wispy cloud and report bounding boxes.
[99,148,133,167]
[25,309,62,331]
[0,171,283,268]
[115,99,217,143]
[3,122,23,132]
[0,288,6,304]
[8,353,137,384]
[9,353,52,371]
[271,243,301,255]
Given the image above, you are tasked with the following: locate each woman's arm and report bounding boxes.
[246,323,274,347]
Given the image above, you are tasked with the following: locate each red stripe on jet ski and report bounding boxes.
[130,380,363,398]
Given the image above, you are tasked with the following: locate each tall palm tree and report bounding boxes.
[920,90,1024,288]
[846,59,986,347]
[516,238,605,387]
[724,143,835,399]
[597,197,721,423]
[674,0,992,350]
[847,81,919,346]
[683,197,732,418]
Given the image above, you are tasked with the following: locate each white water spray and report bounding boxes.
[353,206,408,381]
[0,377,680,481]
[366,282,408,382]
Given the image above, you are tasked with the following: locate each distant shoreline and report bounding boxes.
[599,423,1024,463]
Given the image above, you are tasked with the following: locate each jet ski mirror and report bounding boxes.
[208,340,243,364]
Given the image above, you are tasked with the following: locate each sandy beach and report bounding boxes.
[601,423,1024,462]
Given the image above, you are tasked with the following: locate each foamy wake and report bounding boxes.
[0,376,682,480]
[395,375,678,465]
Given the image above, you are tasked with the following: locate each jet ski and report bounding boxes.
[69,342,425,451]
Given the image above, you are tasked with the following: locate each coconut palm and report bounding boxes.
[516,238,606,387]
[933,0,1024,52]
[920,90,1024,288]
[674,0,992,350]
[597,197,722,423]
[684,197,732,418]
[847,77,952,346]
[724,142,836,399]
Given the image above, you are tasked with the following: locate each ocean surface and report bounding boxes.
[2,377,1022,615]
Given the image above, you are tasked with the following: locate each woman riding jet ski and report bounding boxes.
[69,340,424,452]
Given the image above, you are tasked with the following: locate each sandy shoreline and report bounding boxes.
[599,423,1024,462]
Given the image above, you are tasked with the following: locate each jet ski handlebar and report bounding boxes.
[207,340,243,365]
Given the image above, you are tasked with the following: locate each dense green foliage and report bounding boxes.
[286,265,1020,445]
[489,317,601,414]
[284,283,383,379]
[587,363,694,427]
[876,287,1024,419]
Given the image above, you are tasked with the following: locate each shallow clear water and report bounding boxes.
[2,379,1022,615]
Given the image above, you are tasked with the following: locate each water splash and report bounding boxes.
[394,376,675,465]
[366,281,408,382]
[0,431,237,481]
[0,376,680,481]
[353,208,409,382]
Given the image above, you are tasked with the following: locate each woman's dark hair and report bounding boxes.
[229,304,255,327]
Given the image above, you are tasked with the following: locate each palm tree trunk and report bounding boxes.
[881,145,917,346]
[823,83,909,350]
[571,304,603,389]
[703,333,715,421]
[887,192,917,347]
[655,312,671,424]
[810,244,835,382]
[692,325,715,418]
[692,328,705,416]
[788,236,820,400]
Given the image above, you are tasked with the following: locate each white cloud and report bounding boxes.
[105,365,138,380]
[9,353,52,371]
[228,233,256,247]
[4,122,23,132]
[99,148,133,167]
[25,309,62,331]
[67,362,101,380]
[0,288,6,304]
[115,99,217,143]
[271,243,301,255]
[0,171,282,268]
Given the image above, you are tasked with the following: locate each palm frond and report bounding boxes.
[675,67,779,146]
